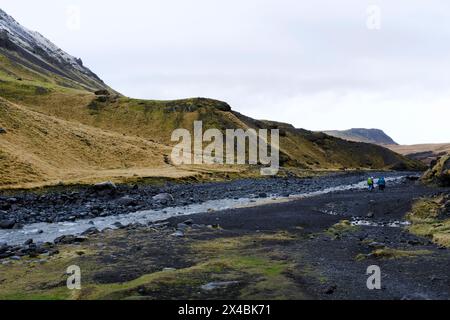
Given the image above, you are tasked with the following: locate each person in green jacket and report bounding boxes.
[367,177,374,191]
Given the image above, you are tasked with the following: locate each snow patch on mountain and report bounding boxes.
[0,8,88,75]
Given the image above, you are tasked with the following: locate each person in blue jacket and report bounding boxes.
[378,177,386,191]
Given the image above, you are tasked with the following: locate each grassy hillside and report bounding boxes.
[0,52,424,189]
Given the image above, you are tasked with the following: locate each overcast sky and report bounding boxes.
[2,0,449,144]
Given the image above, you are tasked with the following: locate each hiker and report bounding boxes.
[367,177,374,191]
[378,177,386,191]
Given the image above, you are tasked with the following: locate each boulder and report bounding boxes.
[152,193,174,204]
[0,127,6,134]
[81,227,100,236]
[117,195,139,207]
[93,181,117,191]
[0,219,15,229]
[94,89,110,96]
[170,230,184,237]
[421,154,450,187]
[54,235,87,244]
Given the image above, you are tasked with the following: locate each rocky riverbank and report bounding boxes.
[0,172,413,229]
[0,173,449,299]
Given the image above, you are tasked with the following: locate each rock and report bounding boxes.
[162,267,177,272]
[177,223,189,230]
[54,235,87,245]
[0,244,9,254]
[324,285,337,295]
[81,227,100,235]
[152,193,174,204]
[407,239,421,246]
[368,242,386,249]
[10,256,21,261]
[258,192,268,198]
[367,212,375,218]
[24,239,33,245]
[93,181,117,191]
[94,89,110,96]
[170,230,184,237]
[200,281,239,291]
[96,95,108,103]
[0,127,6,134]
[117,196,139,207]
[112,222,125,229]
[421,154,450,187]
[0,219,15,229]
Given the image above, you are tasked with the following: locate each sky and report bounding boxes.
[1,0,449,144]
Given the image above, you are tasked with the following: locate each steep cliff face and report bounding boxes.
[0,9,110,91]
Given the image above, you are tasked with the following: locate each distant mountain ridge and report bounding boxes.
[323,128,398,145]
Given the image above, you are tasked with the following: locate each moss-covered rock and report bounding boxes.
[421,154,450,187]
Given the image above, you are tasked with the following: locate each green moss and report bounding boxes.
[325,220,358,239]
[356,248,432,261]
[406,197,450,248]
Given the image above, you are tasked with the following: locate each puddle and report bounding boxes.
[351,219,411,228]
[0,175,411,245]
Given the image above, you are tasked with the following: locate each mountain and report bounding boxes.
[385,144,450,166]
[0,9,110,92]
[323,127,449,165]
[0,9,424,189]
[323,129,398,145]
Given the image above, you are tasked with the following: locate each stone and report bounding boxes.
[258,192,268,198]
[324,285,337,295]
[0,219,15,229]
[152,193,174,203]
[81,227,100,235]
[200,281,239,291]
[93,181,117,190]
[177,223,189,230]
[113,222,125,229]
[368,242,386,249]
[170,230,184,237]
[54,235,87,245]
[0,127,6,134]
[117,196,138,206]
[94,89,110,96]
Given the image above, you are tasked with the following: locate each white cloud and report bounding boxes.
[1,0,449,144]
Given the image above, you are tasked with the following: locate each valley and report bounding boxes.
[0,7,448,302]
[0,174,449,300]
